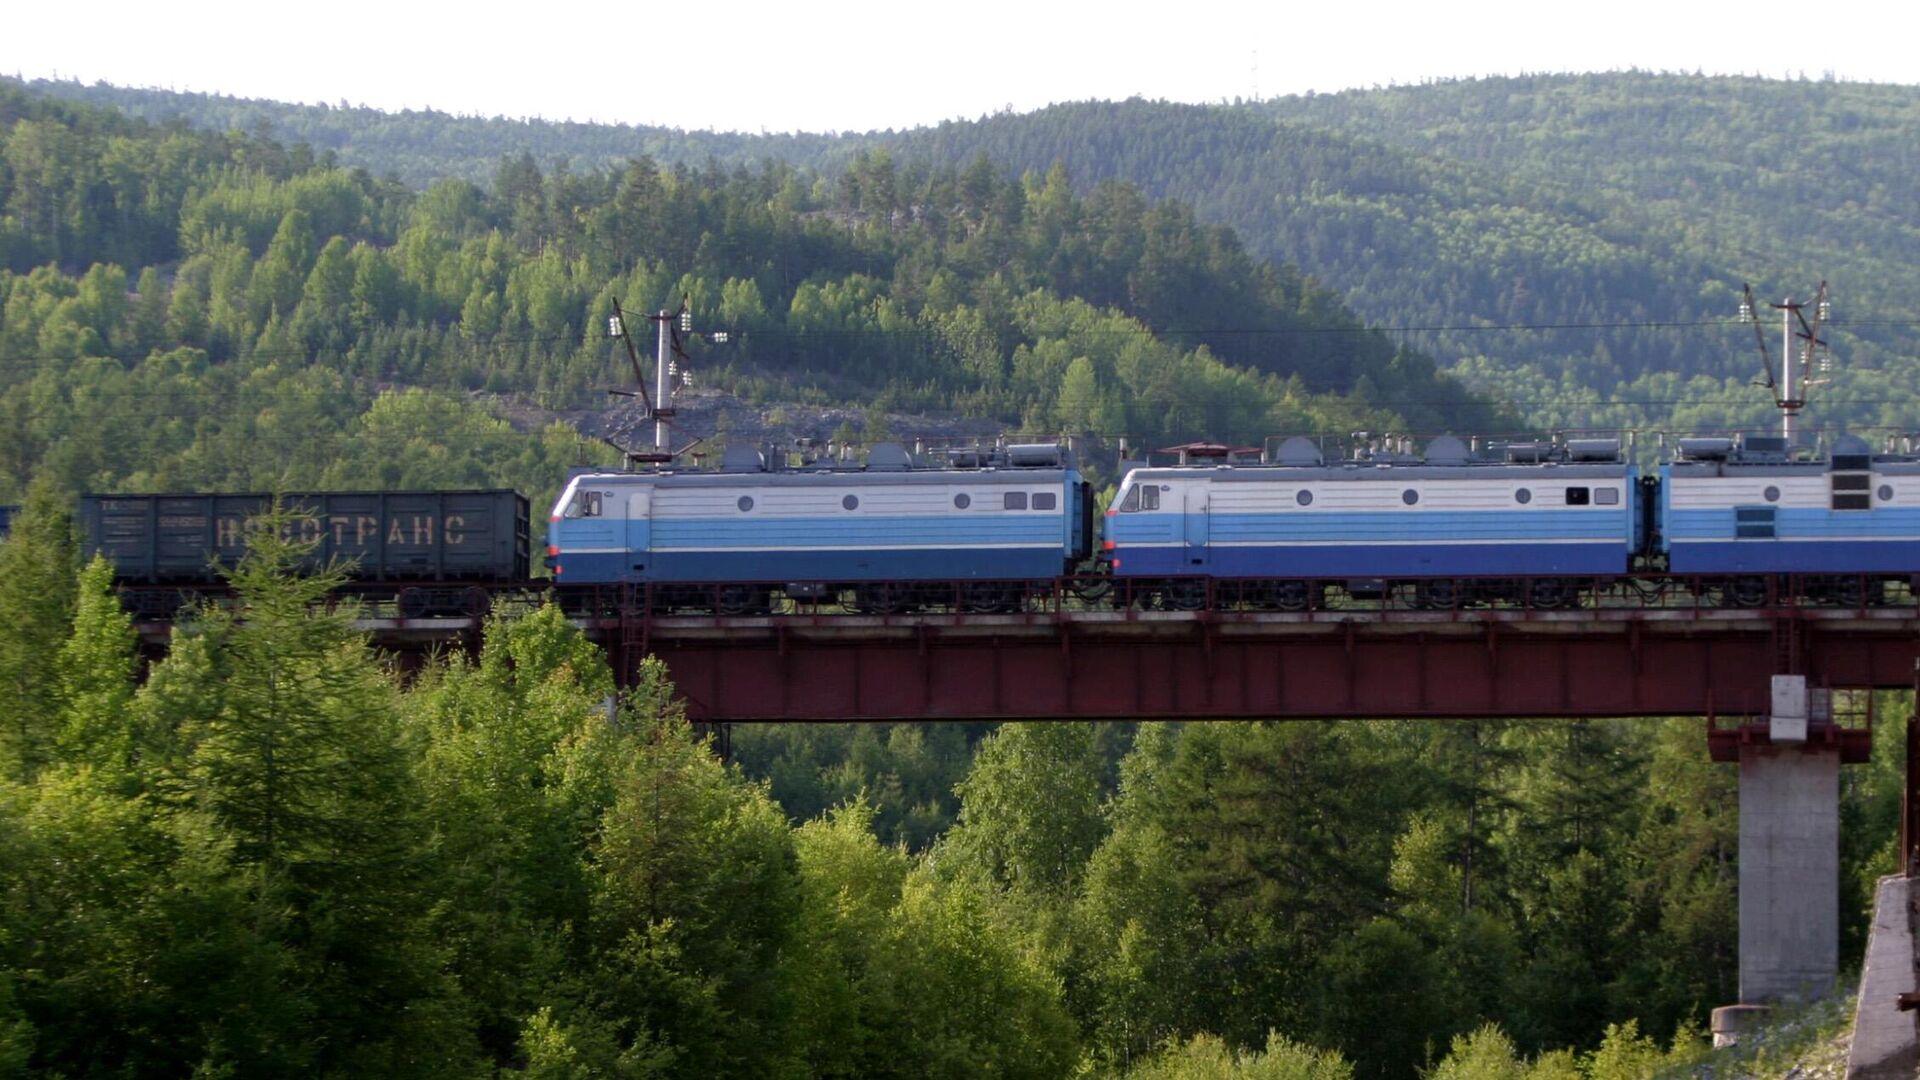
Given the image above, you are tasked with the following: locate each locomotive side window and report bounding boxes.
[1004,492,1028,510]
[1033,492,1057,511]
[573,490,603,517]
[1594,488,1620,506]
[1118,487,1140,512]
[1140,486,1160,511]
[1565,487,1590,506]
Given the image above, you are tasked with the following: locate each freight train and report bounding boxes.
[6,431,1917,616]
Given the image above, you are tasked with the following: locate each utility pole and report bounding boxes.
[1740,282,1832,448]
[654,308,674,452]
[605,296,728,466]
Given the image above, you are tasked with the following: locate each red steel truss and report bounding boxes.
[598,607,1920,723]
[124,576,1920,725]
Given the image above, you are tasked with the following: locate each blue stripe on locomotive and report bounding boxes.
[1115,538,1632,577]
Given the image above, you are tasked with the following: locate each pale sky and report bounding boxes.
[11,0,1918,134]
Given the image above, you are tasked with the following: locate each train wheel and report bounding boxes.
[716,585,764,616]
[960,582,1009,614]
[463,586,492,618]
[1529,579,1567,610]
[1274,581,1309,612]
[1833,576,1864,608]
[1726,577,1767,608]
[1416,580,1459,610]
[854,584,904,615]
[1164,579,1208,611]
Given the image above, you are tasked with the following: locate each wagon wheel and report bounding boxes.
[397,587,429,619]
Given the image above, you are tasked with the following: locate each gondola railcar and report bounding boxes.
[80,490,530,616]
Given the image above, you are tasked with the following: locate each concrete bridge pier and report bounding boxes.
[1711,675,1844,1047]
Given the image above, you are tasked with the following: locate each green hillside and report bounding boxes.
[10,76,855,185]
[0,80,1497,504]
[886,76,1920,434]
[28,71,1920,439]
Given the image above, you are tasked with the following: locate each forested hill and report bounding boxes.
[884,75,1920,434]
[25,72,1920,438]
[0,80,1494,504]
[9,76,856,185]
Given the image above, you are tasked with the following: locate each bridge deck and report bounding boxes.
[131,603,1920,723]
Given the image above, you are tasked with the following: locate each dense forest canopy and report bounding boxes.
[0,494,1906,1078]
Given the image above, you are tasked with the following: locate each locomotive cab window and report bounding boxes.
[1140,485,1160,511]
[1565,487,1590,506]
[570,490,603,518]
[1032,492,1057,511]
[1118,487,1140,512]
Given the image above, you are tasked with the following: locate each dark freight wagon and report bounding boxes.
[81,491,531,615]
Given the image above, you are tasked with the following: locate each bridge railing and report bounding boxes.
[120,571,1920,625]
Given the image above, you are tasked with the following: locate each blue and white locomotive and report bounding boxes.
[546,441,1092,612]
[1104,435,1641,608]
[1660,433,1920,604]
